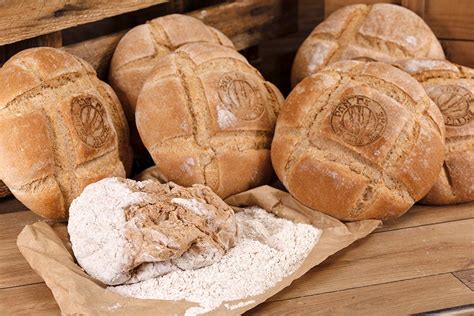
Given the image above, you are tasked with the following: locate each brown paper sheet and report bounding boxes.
[17,185,381,315]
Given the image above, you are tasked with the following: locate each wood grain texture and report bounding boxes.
[248,274,474,315]
[64,30,127,79]
[453,269,474,291]
[423,0,474,40]
[401,0,426,18]
[442,40,474,68]
[0,0,168,46]
[64,0,297,79]
[0,283,60,315]
[0,32,62,65]
[379,201,474,232]
[0,211,43,289]
[0,196,472,314]
[189,0,297,50]
[268,219,474,301]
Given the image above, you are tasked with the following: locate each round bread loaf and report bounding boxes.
[0,47,132,220]
[291,4,445,86]
[136,42,283,198]
[69,177,237,285]
[272,60,445,221]
[395,59,474,205]
[109,14,234,124]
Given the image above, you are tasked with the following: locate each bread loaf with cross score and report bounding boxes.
[136,42,284,198]
[272,60,446,221]
[0,47,132,220]
[395,59,474,205]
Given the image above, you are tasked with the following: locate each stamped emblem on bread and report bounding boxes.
[218,72,264,121]
[71,95,112,148]
[428,85,472,126]
[331,95,387,146]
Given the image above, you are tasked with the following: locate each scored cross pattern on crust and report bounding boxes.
[0,49,128,215]
[279,64,444,219]
[139,47,281,197]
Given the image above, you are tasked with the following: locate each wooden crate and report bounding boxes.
[0,0,298,78]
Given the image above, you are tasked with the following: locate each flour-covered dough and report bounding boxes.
[68,177,237,285]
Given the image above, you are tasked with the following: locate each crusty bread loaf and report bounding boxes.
[272,60,445,221]
[136,42,283,198]
[109,14,234,124]
[291,4,445,86]
[0,47,132,220]
[395,59,474,205]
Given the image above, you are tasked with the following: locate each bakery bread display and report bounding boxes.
[136,42,283,198]
[109,14,234,124]
[291,3,445,86]
[0,47,132,220]
[395,59,474,205]
[272,60,445,220]
[68,177,237,285]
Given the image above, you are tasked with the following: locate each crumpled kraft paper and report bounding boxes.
[17,185,381,315]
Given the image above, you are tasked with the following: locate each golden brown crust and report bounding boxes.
[272,60,445,221]
[136,43,283,198]
[395,59,474,204]
[291,3,445,86]
[0,47,131,220]
[109,14,235,124]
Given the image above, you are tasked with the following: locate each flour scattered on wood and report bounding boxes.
[109,207,321,315]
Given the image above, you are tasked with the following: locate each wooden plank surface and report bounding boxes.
[453,269,474,292]
[64,0,297,79]
[0,211,43,288]
[0,197,472,314]
[249,274,474,315]
[269,218,474,301]
[0,283,60,315]
[379,201,474,232]
[0,0,168,46]
[1,271,473,315]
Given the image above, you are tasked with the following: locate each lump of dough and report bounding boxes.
[68,177,237,285]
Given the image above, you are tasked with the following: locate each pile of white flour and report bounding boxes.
[109,207,321,315]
